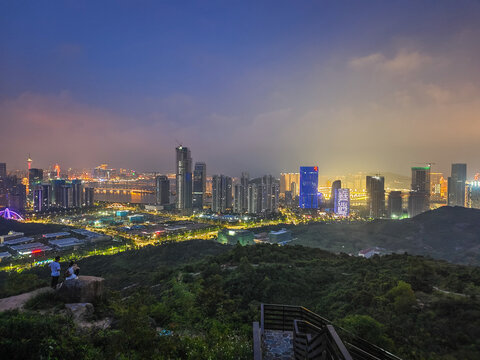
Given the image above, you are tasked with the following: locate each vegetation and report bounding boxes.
[1,240,480,359]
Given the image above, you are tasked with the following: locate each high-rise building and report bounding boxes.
[408,166,431,217]
[430,172,447,202]
[448,163,467,207]
[212,175,233,213]
[234,172,249,213]
[51,179,66,206]
[247,175,279,214]
[175,146,193,212]
[334,188,350,216]
[0,163,6,178]
[155,175,170,205]
[468,181,480,209]
[193,162,206,210]
[388,191,403,219]
[8,182,26,212]
[331,180,341,209]
[83,187,94,207]
[366,175,385,218]
[28,168,43,196]
[33,183,51,212]
[299,166,319,209]
[71,179,82,207]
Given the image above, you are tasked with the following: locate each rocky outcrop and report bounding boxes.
[65,302,94,322]
[57,276,105,303]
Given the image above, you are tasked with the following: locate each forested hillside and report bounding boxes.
[1,240,480,359]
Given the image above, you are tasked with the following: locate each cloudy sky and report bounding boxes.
[1,0,480,178]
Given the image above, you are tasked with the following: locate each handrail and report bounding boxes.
[253,321,262,360]
[259,303,402,360]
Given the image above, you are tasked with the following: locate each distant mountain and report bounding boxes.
[290,207,480,266]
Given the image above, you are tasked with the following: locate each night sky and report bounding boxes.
[1,1,480,177]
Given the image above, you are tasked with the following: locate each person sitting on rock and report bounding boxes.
[65,261,78,280]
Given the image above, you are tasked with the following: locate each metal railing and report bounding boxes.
[258,303,402,360]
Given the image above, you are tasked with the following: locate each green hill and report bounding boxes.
[1,240,480,359]
[281,206,480,265]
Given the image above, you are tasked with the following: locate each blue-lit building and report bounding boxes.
[299,166,318,209]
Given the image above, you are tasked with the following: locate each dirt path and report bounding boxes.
[0,287,53,312]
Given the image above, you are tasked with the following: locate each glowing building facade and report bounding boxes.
[299,166,319,209]
[334,188,350,216]
[366,175,385,218]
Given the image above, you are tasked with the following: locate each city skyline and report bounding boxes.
[1,1,480,176]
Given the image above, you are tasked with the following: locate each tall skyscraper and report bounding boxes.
[468,181,480,209]
[71,179,82,207]
[448,163,467,207]
[366,175,385,218]
[299,166,319,209]
[155,175,170,205]
[175,146,193,212]
[430,172,447,202]
[331,180,342,209]
[33,183,51,212]
[334,188,350,216]
[234,172,249,213]
[408,166,431,217]
[212,175,232,213]
[0,163,6,178]
[388,191,403,219]
[247,175,279,214]
[193,162,206,210]
[83,187,95,207]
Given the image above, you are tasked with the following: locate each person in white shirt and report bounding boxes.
[48,256,61,289]
[65,261,78,280]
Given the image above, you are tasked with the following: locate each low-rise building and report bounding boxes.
[48,237,85,249]
[10,242,52,255]
[268,228,292,244]
[217,229,254,246]
[0,231,24,244]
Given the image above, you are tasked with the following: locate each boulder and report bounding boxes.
[57,276,105,303]
[65,302,94,322]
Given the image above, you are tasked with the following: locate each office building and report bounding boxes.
[468,181,480,209]
[366,175,385,218]
[0,163,6,178]
[448,163,467,207]
[212,175,233,213]
[155,175,170,205]
[28,168,43,196]
[7,182,26,212]
[334,188,350,216]
[175,146,193,212]
[408,166,430,217]
[299,166,319,209]
[388,191,403,219]
[83,187,94,207]
[234,172,249,213]
[193,162,206,210]
[217,228,254,246]
[51,179,66,206]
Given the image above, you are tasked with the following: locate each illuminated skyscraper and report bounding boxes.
[247,175,279,214]
[408,166,431,217]
[448,163,467,207]
[430,172,446,202]
[175,146,193,212]
[83,187,94,207]
[234,172,249,213]
[33,183,51,212]
[193,162,206,210]
[388,191,403,219]
[468,181,480,209]
[334,188,350,216]
[331,180,341,209]
[28,168,43,198]
[366,175,385,218]
[212,175,232,213]
[71,179,82,207]
[299,166,319,209]
[155,175,170,205]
